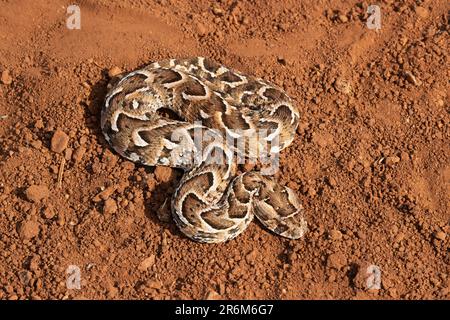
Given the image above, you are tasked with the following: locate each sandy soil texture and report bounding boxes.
[0,0,448,300]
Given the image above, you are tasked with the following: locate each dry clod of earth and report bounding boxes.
[434,231,446,241]
[50,129,69,153]
[327,253,347,270]
[108,66,122,78]
[154,166,174,183]
[138,255,156,272]
[103,198,118,214]
[17,220,40,240]
[25,185,49,202]
[1,70,13,85]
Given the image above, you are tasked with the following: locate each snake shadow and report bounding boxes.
[85,72,183,238]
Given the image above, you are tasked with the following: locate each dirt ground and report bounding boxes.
[0,0,448,300]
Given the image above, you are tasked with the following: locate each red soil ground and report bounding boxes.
[0,0,448,299]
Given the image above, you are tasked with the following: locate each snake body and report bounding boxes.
[101,57,307,243]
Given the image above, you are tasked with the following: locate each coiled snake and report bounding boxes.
[101,57,307,243]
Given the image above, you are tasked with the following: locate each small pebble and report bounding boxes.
[57,213,65,226]
[51,129,69,153]
[196,22,208,36]
[334,78,352,95]
[154,166,174,183]
[395,232,405,242]
[73,146,86,163]
[385,156,400,166]
[327,252,347,269]
[103,150,118,169]
[108,66,122,78]
[329,229,342,241]
[287,181,299,190]
[212,7,224,16]
[245,250,257,265]
[434,231,446,241]
[296,122,309,134]
[400,151,409,161]
[1,70,12,85]
[338,14,348,23]
[103,198,118,214]
[435,99,444,107]
[42,206,55,219]
[205,290,221,300]
[414,6,429,19]
[31,140,42,149]
[138,255,156,271]
[107,285,118,298]
[34,119,44,129]
[307,186,316,197]
[64,148,73,161]
[143,279,162,291]
[79,136,88,145]
[93,186,116,202]
[327,176,337,187]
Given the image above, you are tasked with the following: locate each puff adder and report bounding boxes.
[101,57,307,243]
